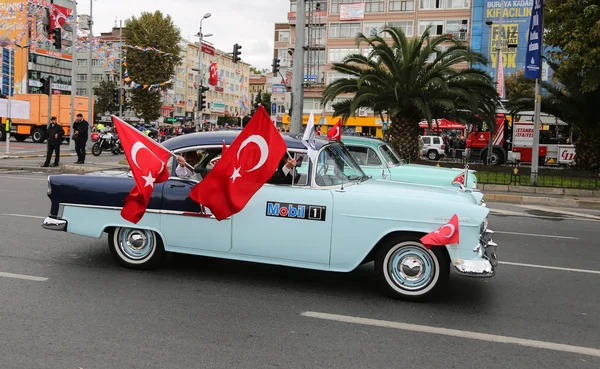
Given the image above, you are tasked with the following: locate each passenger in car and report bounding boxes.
[175,151,201,179]
[269,153,300,185]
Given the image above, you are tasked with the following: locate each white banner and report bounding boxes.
[340,3,365,21]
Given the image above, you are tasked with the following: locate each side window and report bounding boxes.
[292,152,309,186]
[347,146,368,166]
[366,148,382,166]
[422,137,431,145]
[433,137,441,145]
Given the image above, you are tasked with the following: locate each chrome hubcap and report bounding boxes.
[117,228,154,260]
[388,245,435,291]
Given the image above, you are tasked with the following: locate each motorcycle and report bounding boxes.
[92,132,117,156]
[111,135,122,155]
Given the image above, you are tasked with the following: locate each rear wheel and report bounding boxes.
[427,150,440,161]
[0,129,5,141]
[31,128,46,143]
[109,227,166,269]
[91,142,102,156]
[375,235,449,302]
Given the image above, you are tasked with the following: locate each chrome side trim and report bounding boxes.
[59,203,225,219]
[42,217,67,231]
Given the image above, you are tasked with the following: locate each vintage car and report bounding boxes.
[42,131,497,301]
[341,136,479,190]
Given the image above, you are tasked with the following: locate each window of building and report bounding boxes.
[302,98,322,113]
[92,59,102,67]
[364,0,385,12]
[330,0,355,14]
[328,22,361,38]
[446,19,469,41]
[188,73,194,81]
[77,59,87,67]
[325,97,347,112]
[420,0,442,9]
[387,21,414,37]
[92,74,103,82]
[327,72,348,84]
[278,31,290,42]
[389,0,415,11]
[304,50,326,65]
[419,20,444,35]
[76,88,87,96]
[328,48,359,63]
[446,0,469,8]
[290,1,297,12]
[77,74,87,82]
[363,22,385,37]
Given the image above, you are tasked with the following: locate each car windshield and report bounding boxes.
[315,144,367,186]
[379,144,405,166]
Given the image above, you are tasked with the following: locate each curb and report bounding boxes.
[0,164,129,174]
[0,151,93,159]
[479,183,599,198]
[483,193,600,210]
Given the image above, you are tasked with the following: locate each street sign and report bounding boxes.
[166,117,176,123]
[272,103,277,114]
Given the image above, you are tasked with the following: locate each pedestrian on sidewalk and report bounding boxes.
[42,117,64,167]
[73,113,89,164]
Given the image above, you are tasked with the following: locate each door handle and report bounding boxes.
[169,184,185,188]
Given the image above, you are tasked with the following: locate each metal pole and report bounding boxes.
[530,3,544,186]
[47,76,53,128]
[119,19,123,117]
[197,20,203,129]
[87,0,93,149]
[6,48,13,153]
[69,0,77,150]
[487,0,504,165]
[290,0,306,135]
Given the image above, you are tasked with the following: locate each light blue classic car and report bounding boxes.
[42,131,497,301]
[342,136,479,190]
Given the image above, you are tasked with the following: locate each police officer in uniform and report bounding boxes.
[73,113,89,164]
[42,117,64,167]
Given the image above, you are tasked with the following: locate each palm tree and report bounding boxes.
[322,25,500,161]
[507,63,600,170]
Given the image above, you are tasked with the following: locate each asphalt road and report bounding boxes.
[0,171,598,369]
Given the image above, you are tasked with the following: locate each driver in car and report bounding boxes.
[269,154,300,185]
[176,151,201,179]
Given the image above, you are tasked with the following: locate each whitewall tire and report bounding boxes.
[109,227,166,270]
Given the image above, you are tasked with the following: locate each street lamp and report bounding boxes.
[195,12,211,129]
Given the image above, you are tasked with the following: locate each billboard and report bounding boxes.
[0,0,29,46]
[470,0,534,79]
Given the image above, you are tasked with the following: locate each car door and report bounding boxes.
[159,169,232,254]
[231,183,334,267]
[346,145,390,180]
[421,137,431,155]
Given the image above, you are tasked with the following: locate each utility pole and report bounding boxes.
[119,19,123,117]
[69,0,77,150]
[486,0,504,165]
[290,0,306,135]
[5,47,13,154]
[87,0,93,149]
[530,9,544,185]
[195,13,211,129]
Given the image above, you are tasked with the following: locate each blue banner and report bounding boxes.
[524,0,543,79]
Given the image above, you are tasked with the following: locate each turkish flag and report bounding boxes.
[420,214,460,249]
[327,119,342,140]
[190,106,287,220]
[49,4,72,34]
[112,116,171,223]
[452,172,465,186]
[209,62,218,86]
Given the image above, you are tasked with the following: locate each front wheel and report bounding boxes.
[109,227,166,269]
[427,150,440,161]
[112,144,121,155]
[375,236,449,302]
[91,142,102,156]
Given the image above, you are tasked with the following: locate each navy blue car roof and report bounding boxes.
[162,130,330,151]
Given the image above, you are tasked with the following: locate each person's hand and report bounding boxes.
[285,157,296,169]
[74,130,78,134]
[176,155,186,167]
[55,134,58,139]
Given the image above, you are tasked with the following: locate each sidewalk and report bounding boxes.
[0,152,127,174]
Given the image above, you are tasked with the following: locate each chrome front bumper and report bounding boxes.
[42,217,67,231]
[453,229,498,278]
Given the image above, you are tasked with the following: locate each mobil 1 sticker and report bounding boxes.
[266,201,326,221]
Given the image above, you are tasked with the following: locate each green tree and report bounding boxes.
[251,90,272,115]
[322,26,499,161]
[124,11,182,123]
[249,67,268,74]
[505,70,535,101]
[507,62,600,170]
[545,1,600,92]
[92,80,118,118]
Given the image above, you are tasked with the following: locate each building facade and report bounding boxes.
[276,0,473,137]
[1,0,76,97]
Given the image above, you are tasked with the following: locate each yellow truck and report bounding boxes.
[1,94,92,143]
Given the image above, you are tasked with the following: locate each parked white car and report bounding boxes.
[421,136,445,161]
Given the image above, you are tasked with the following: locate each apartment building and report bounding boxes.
[276,0,472,137]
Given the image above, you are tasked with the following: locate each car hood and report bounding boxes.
[347,178,481,205]
[390,163,477,188]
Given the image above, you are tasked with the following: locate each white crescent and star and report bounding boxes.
[333,126,340,138]
[229,134,270,182]
[130,142,165,188]
[434,224,456,238]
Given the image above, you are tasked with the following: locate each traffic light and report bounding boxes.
[271,58,280,75]
[232,43,242,63]
[198,86,209,111]
[52,28,62,50]
[40,77,51,95]
[113,89,120,106]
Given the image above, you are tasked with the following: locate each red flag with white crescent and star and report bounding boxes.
[452,172,465,186]
[209,62,219,86]
[420,214,460,249]
[112,115,171,224]
[327,118,342,140]
[49,4,72,35]
[190,105,287,221]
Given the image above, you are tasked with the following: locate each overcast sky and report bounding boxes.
[78,0,290,69]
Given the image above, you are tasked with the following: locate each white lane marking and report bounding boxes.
[0,175,47,181]
[0,271,48,282]
[1,213,45,219]
[301,311,600,358]
[489,207,600,222]
[519,205,600,220]
[494,231,578,240]
[499,261,600,275]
